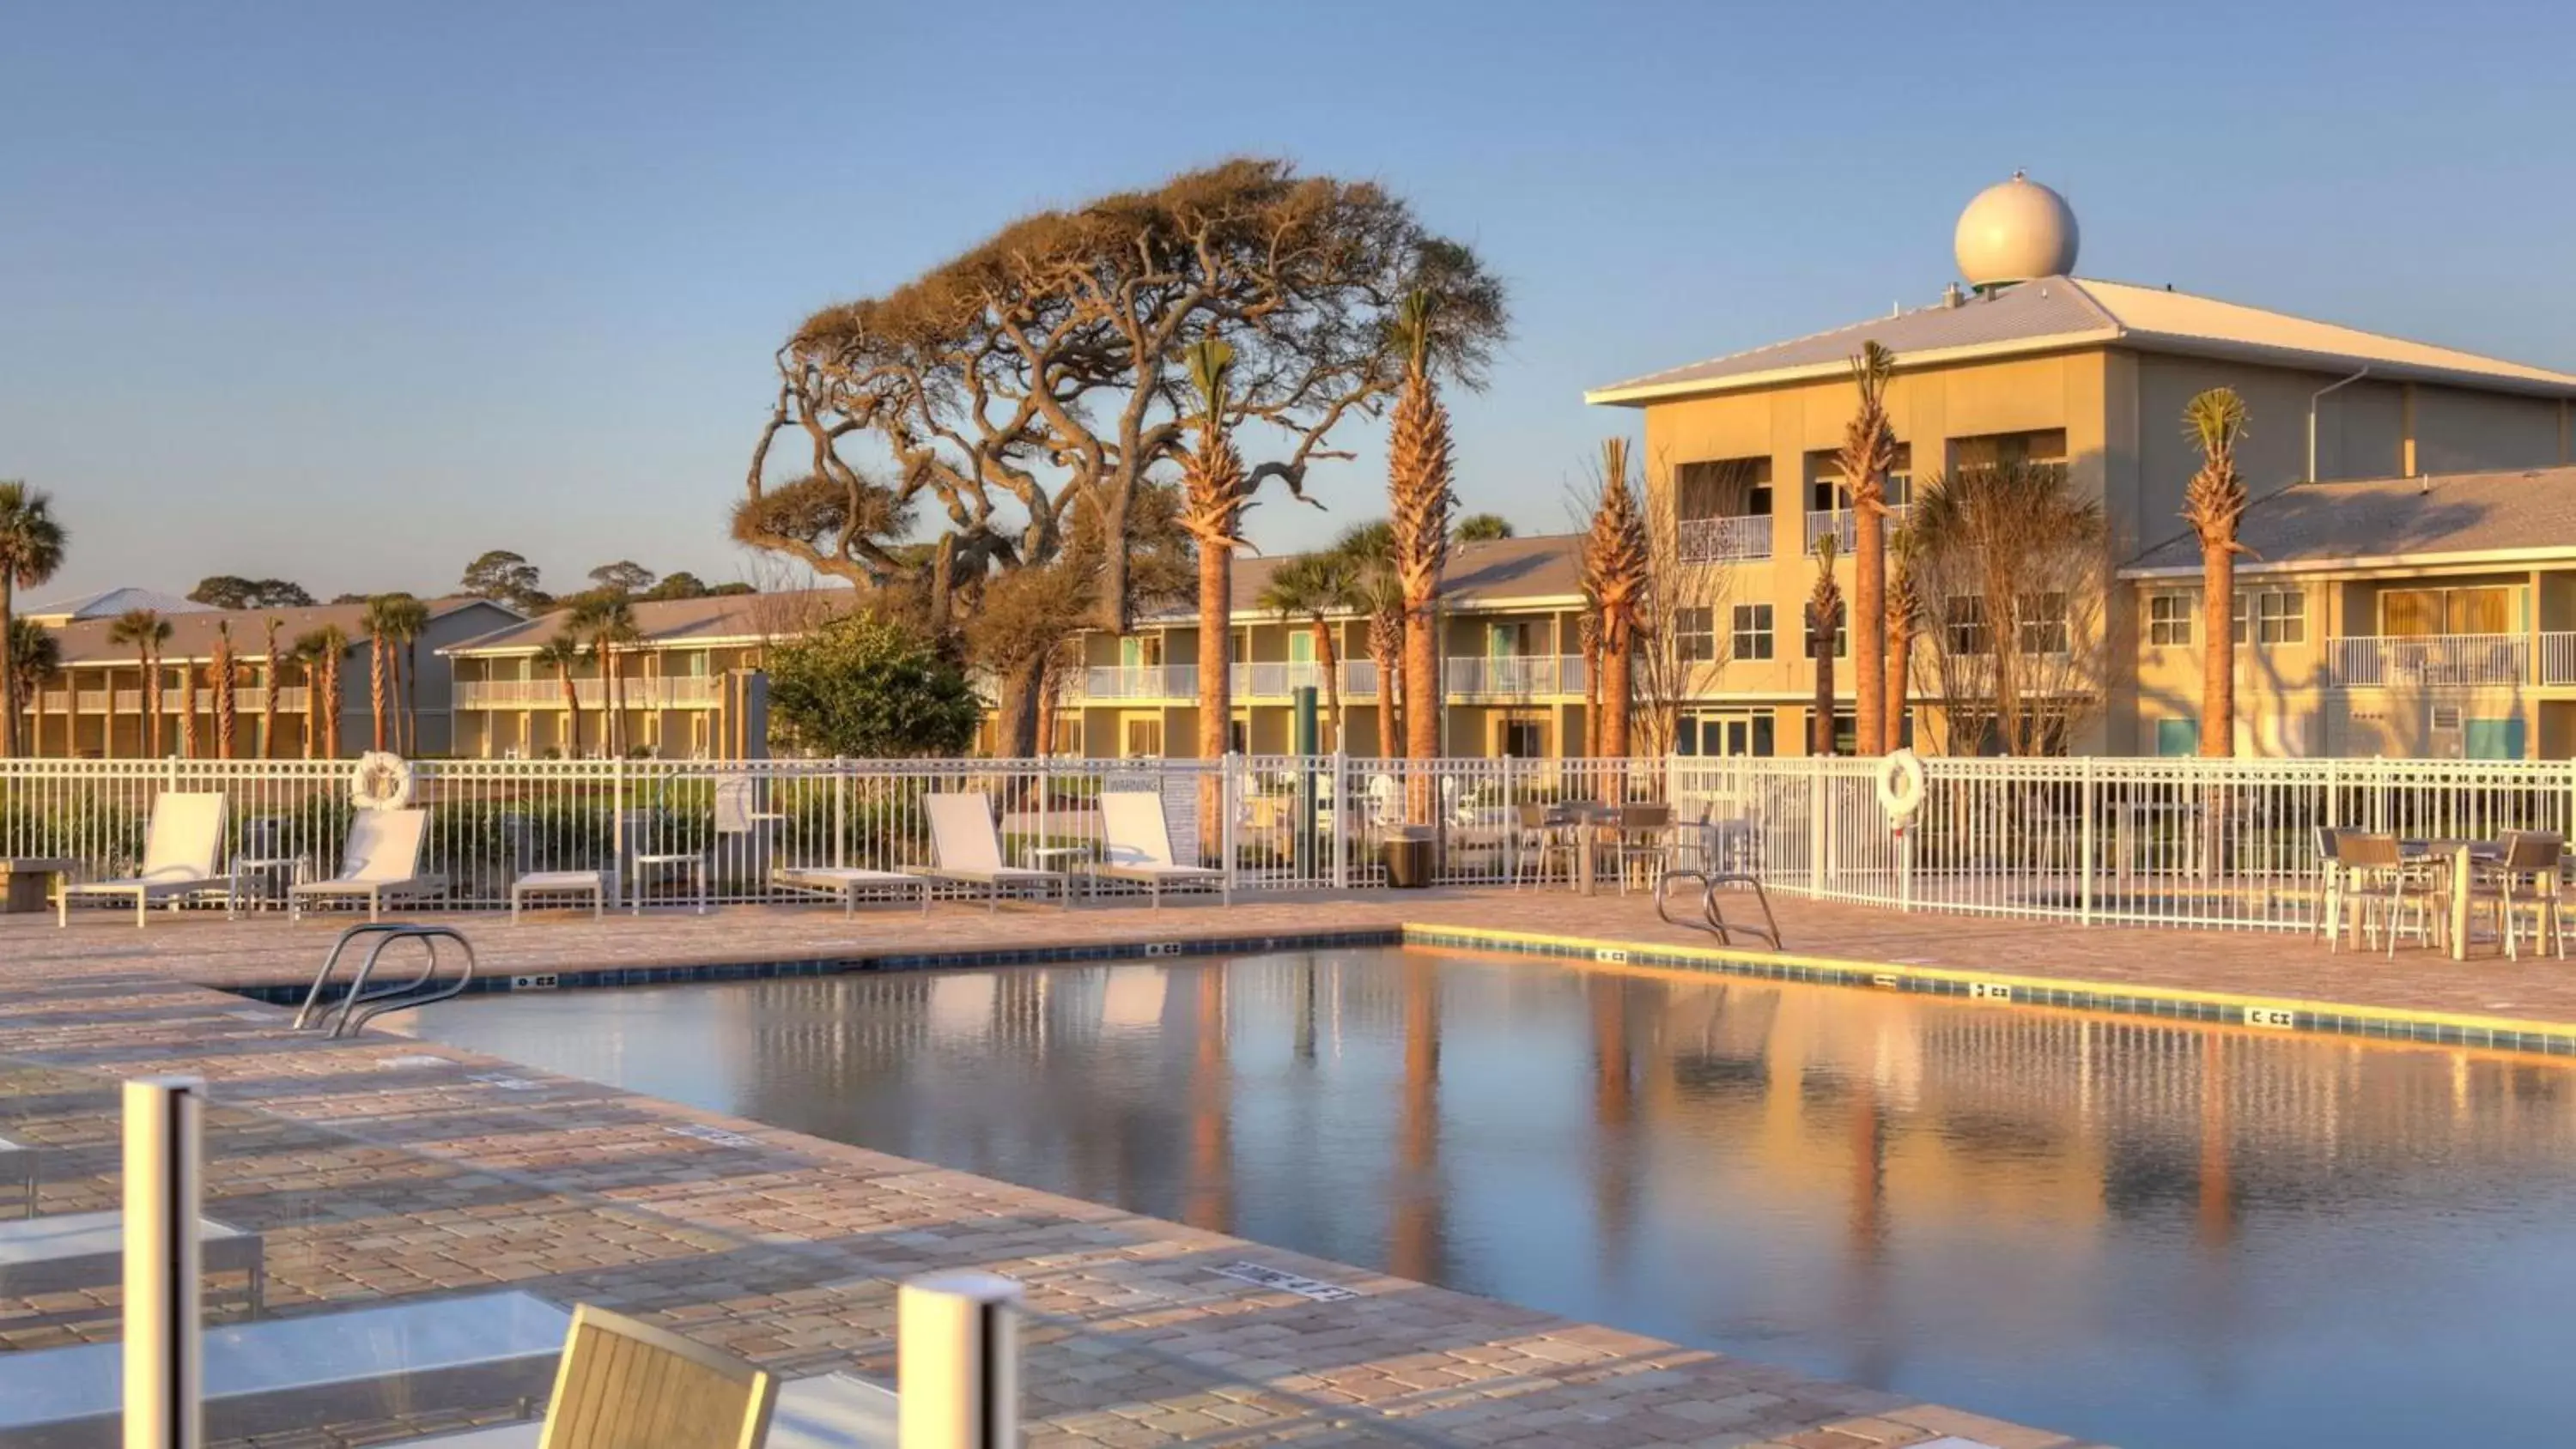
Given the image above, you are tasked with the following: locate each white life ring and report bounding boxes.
[349,751,416,810]
[1874,749,1926,825]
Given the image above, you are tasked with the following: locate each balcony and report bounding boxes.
[2330,634,2528,688]
[1231,662,1337,698]
[1803,504,1911,554]
[1443,655,1586,698]
[1340,659,1379,698]
[454,676,723,709]
[1082,664,1197,700]
[1677,514,1772,563]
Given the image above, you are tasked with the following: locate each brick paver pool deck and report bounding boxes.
[13,883,2554,1448]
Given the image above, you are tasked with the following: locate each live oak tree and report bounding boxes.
[739,159,1505,756]
[190,576,314,609]
[459,550,551,612]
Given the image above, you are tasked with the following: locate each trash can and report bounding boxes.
[1383,826,1436,888]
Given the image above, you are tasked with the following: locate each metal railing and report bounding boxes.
[1231,662,1335,698]
[1802,505,1910,554]
[1080,664,1197,700]
[1441,656,1586,697]
[1676,514,1772,563]
[9,752,2574,934]
[2331,634,2528,687]
[455,676,723,709]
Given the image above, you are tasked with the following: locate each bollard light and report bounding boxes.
[897,1270,1022,1449]
[124,1075,206,1449]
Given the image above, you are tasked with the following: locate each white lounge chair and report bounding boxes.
[289,808,448,921]
[55,791,233,928]
[0,1206,264,1319]
[908,792,1067,911]
[1091,791,1229,907]
[772,865,930,916]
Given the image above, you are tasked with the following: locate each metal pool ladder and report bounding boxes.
[292,922,482,1038]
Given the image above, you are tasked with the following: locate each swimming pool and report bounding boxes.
[396,948,2576,1448]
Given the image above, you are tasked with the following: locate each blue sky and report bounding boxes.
[5,0,2570,602]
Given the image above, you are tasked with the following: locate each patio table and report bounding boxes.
[2402,839,2506,961]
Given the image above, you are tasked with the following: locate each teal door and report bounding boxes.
[2155,718,2198,756]
[2465,718,2527,761]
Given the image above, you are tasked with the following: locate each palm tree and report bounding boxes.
[380,595,431,754]
[210,621,238,761]
[569,594,640,755]
[258,615,283,759]
[5,619,59,755]
[1577,612,1601,757]
[0,482,68,757]
[1176,338,1249,774]
[1452,512,1514,544]
[1836,341,1899,755]
[1807,536,1843,755]
[108,609,170,757]
[1883,518,1921,749]
[1257,552,1358,749]
[1580,438,1649,758]
[2182,388,2251,757]
[291,627,349,759]
[1334,523,1406,758]
[534,635,586,756]
[1386,291,1456,773]
[360,596,403,751]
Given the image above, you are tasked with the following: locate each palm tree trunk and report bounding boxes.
[146,648,163,758]
[1810,605,1837,755]
[1885,612,1913,750]
[368,640,388,751]
[558,669,580,755]
[179,659,199,759]
[1314,619,1341,752]
[323,652,342,758]
[1602,635,1632,757]
[0,575,15,757]
[1855,513,1886,755]
[404,641,421,755]
[1402,609,1440,764]
[1197,547,1233,864]
[2201,547,2234,756]
[260,630,280,761]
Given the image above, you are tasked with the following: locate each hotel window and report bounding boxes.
[1946,596,1991,655]
[1122,717,1163,757]
[1731,604,1774,661]
[1500,718,1547,759]
[1806,444,1915,510]
[2018,592,2069,655]
[2379,585,2512,637]
[1674,607,1716,663]
[2148,593,2193,646]
[1677,458,1771,519]
[1948,428,2068,477]
[2231,589,2306,645]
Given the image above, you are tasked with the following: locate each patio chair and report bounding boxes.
[535,1302,775,1449]
[1610,803,1675,895]
[289,808,448,922]
[2333,833,2433,957]
[772,864,930,916]
[2460,830,2568,961]
[1510,803,1577,890]
[910,792,1068,911]
[55,791,234,928]
[1091,791,1229,906]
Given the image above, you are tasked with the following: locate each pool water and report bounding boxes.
[397,949,2576,1448]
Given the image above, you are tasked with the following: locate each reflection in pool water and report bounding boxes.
[397,949,2576,1448]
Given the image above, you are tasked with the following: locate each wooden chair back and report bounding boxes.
[2336,833,2400,870]
[538,1302,776,1449]
[2501,830,2567,874]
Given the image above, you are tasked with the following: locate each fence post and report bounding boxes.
[1222,752,1241,894]
[1330,752,1347,891]
[125,1075,205,1449]
[834,761,848,870]
[611,755,628,906]
[2080,755,2097,926]
[897,1270,1022,1449]
[1808,755,1826,898]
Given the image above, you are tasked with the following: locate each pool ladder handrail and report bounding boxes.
[292,921,481,1038]
[1655,823,1783,951]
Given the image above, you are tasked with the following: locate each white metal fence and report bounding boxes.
[5,754,2571,930]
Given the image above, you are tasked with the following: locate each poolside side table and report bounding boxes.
[1025,846,1092,903]
[512,870,609,923]
[627,852,708,915]
[0,858,79,915]
[0,1135,35,1218]
[234,856,307,912]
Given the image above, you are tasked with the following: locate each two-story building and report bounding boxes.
[1585,174,2576,755]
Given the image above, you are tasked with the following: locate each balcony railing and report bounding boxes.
[1677,514,1772,563]
[1081,664,1196,700]
[2331,634,2528,688]
[456,676,723,709]
[1803,504,1911,554]
[1231,662,1337,698]
[1443,655,1587,697]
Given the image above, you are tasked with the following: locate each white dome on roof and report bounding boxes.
[1954,172,2079,288]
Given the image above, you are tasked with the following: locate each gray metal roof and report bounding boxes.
[1142,533,1583,623]
[1591,276,2576,404]
[22,587,217,622]
[2124,466,2576,574]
